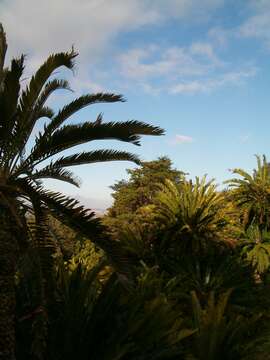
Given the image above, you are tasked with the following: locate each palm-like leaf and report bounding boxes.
[226,155,270,233]
[0,24,163,357]
[21,263,191,360]
[18,120,162,171]
[0,31,163,244]
[0,24,7,86]
[31,167,81,187]
[189,290,268,360]
[45,150,141,168]
[154,177,231,255]
[45,93,125,134]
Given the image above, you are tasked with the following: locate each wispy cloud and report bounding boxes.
[0,0,259,97]
[170,67,257,94]
[119,43,223,81]
[238,1,270,48]
[0,0,228,97]
[0,0,224,63]
[171,134,194,144]
[119,43,257,95]
[207,2,270,52]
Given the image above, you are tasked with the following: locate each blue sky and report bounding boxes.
[1,0,270,209]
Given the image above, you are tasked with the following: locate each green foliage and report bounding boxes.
[67,240,105,273]
[226,155,270,233]
[0,23,163,358]
[246,242,270,274]
[16,261,193,360]
[154,177,232,256]
[0,19,164,257]
[241,227,270,274]
[188,290,269,360]
[3,21,270,360]
[104,157,185,235]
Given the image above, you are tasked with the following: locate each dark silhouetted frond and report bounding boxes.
[0,23,7,76]
[45,93,125,134]
[52,150,141,167]
[31,166,81,187]
[33,78,71,115]
[18,50,77,115]
[12,50,77,156]
[0,56,24,142]
[25,120,164,167]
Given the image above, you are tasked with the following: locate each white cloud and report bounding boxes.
[172,134,194,144]
[238,1,270,48]
[0,0,226,95]
[170,81,208,94]
[0,0,257,96]
[119,42,223,80]
[189,41,224,65]
[0,0,223,62]
[170,67,257,94]
[118,42,257,95]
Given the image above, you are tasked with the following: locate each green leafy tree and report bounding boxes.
[0,25,163,359]
[115,177,235,276]
[104,157,185,235]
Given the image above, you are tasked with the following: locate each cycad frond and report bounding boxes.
[33,190,133,277]
[33,78,71,115]
[35,106,54,120]
[31,167,81,187]
[13,50,77,155]
[154,177,229,254]
[18,50,76,115]
[45,92,125,134]
[226,155,270,232]
[0,56,24,142]
[0,23,7,76]
[52,150,141,167]
[22,120,163,169]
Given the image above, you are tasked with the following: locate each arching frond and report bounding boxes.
[0,23,7,79]
[246,243,270,274]
[35,106,54,120]
[51,150,141,167]
[18,50,76,115]
[33,78,71,115]
[0,56,24,143]
[31,167,81,187]
[154,177,229,254]
[12,50,77,157]
[19,120,163,170]
[45,92,125,134]
[226,155,270,232]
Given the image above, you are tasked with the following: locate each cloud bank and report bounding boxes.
[0,0,259,95]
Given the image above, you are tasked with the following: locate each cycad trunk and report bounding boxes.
[0,206,18,360]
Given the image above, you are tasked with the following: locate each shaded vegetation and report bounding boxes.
[1,24,270,360]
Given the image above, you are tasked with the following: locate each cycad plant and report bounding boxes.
[0,24,163,359]
[16,259,193,360]
[189,290,269,360]
[241,226,270,279]
[226,155,270,238]
[154,177,231,258]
